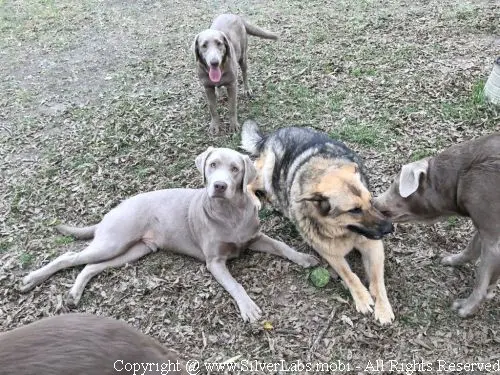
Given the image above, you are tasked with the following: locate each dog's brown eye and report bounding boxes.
[210,162,216,168]
[317,199,331,216]
[231,166,239,173]
[348,207,362,214]
[216,40,222,46]
[201,43,208,48]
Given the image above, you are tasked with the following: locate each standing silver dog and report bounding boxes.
[193,14,278,134]
[20,147,317,322]
[374,133,500,318]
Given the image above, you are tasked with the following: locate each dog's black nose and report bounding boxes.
[209,60,219,67]
[214,182,227,193]
[381,221,394,235]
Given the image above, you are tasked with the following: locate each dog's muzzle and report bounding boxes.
[347,220,394,240]
[211,181,228,197]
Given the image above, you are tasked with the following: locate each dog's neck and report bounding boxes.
[202,190,253,219]
[424,157,464,216]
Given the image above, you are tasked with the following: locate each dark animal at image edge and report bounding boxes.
[241,120,395,325]
[194,14,278,134]
[19,148,318,323]
[374,133,500,318]
[0,313,188,375]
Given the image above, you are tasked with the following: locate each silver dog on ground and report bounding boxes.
[194,14,278,134]
[20,147,317,322]
[374,133,500,318]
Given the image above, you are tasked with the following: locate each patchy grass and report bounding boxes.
[471,79,486,105]
[0,241,11,254]
[446,216,459,228]
[18,252,34,269]
[410,148,434,161]
[1,0,499,369]
[350,67,377,77]
[53,236,74,245]
[329,92,346,112]
[258,207,275,221]
[454,3,479,21]
[330,119,390,149]
[441,78,495,124]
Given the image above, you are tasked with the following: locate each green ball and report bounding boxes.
[310,267,330,288]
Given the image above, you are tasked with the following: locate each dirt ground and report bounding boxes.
[1,0,499,373]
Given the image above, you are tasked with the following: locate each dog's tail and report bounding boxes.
[242,20,278,40]
[241,119,266,155]
[56,224,97,240]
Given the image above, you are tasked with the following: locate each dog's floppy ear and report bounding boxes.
[242,155,256,193]
[192,33,202,62]
[399,159,429,198]
[195,147,215,184]
[220,31,231,60]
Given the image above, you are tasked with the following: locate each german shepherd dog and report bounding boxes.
[241,120,395,324]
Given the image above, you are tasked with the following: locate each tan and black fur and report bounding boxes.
[241,120,395,324]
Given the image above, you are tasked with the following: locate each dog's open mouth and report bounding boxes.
[209,66,222,83]
[347,224,391,240]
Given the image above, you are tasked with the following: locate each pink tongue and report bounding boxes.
[209,67,222,83]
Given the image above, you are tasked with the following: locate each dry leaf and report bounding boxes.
[263,321,274,330]
[340,314,353,327]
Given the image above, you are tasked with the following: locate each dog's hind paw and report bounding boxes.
[374,301,395,325]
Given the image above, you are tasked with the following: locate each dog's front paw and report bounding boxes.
[228,118,240,133]
[209,119,221,134]
[374,300,395,325]
[451,298,478,318]
[244,86,253,98]
[295,253,320,268]
[237,296,262,323]
[254,200,262,211]
[65,291,81,308]
[353,290,374,315]
[486,284,497,300]
[441,253,467,267]
[20,274,38,293]
[248,192,262,210]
